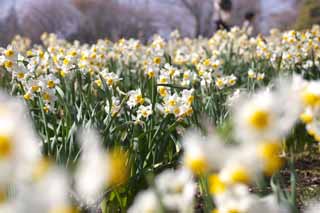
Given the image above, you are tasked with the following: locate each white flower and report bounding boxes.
[128,189,161,213]
[102,70,122,87]
[219,144,263,185]
[0,92,41,185]
[247,195,289,213]
[127,89,144,108]
[305,201,320,213]
[14,168,71,213]
[105,97,121,116]
[227,89,241,107]
[136,105,152,120]
[248,69,256,79]
[183,131,227,175]
[234,78,303,143]
[214,184,258,213]
[75,129,109,204]
[155,168,196,211]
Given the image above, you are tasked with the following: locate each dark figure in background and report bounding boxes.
[215,19,230,31]
[243,11,256,34]
[214,0,233,31]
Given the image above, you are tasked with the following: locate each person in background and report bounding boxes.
[243,11,256,34]
[214,0,233,31]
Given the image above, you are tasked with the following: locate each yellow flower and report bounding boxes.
[24,93,31,101]
[183,72,189,80]
[229,166,251,184]
[4,60,13,69]
[4,49,14,57]
[0,188,6,204]
[185,155,208,176]
[158,87,167,97]
[107,78,114,86]
[43,105,50,113]
[173,107,180,116]
[215,78,224,88]
[203,59,211,66]
[228,209,242,213]
[60,70,66,78]
[187,95,194,105]
[147,70,155,78]
[247,109,270,131]
[0,135,12,159]
[108,148,129,186]
[47,80,55,89]
[95,79,102,88]
[135,95,144,105]
[153,57,161,65]
[31,85,40,92]
[300,112,313,124]
[258,142,283,176]
[209,174,226,195]
[63,58,70,65]
[43,92,51,101]
[168,99,176,107]
[32,158,52,181]
[49,206,79,213]
[17,72,25,80]
[302,91,320,107]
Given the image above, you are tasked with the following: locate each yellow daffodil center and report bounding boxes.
[24,93,31,100]
[32,85,40,92]
[259,142,283,176]
[302,92,320,107]
[43,93,51,101]
[147,70,155,78]
[49,206,79,213]
[153,57,161,65]
[4,61,13,69]
[158,87,167,97]
[107,78,114,86]
[109,149,129,186]
[95,79,102,88]
[32,158,52,181]
[135,95,144,105]
[230,167,251,184]
[228,209,242,213]
[300,112,313,124]
[173,107,180,115]
[216,78,224,88]
[169,99,176,107]
[4,49,14,57]
[185,155,208,176]
[209,174,226,195]
[0,135,12,159]
[0,190,6,204]
[17,72,25,79]
[248,109,270,130]
[228,79,236,85]
[47,80,55,88]
[187,96,194,105]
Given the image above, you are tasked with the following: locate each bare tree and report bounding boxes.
[18,0,92,43]
[0,6,20,46]
[179,0,214,37]
[73,0,156,42]
[161,0,214,37]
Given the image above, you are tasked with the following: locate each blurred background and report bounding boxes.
[0,0,319,45]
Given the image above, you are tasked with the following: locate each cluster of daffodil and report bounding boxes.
[0,26,319,117]
[181,76,303,213]
[127,74,320,213]
[0,24,319,212]
[0,93,130,212]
